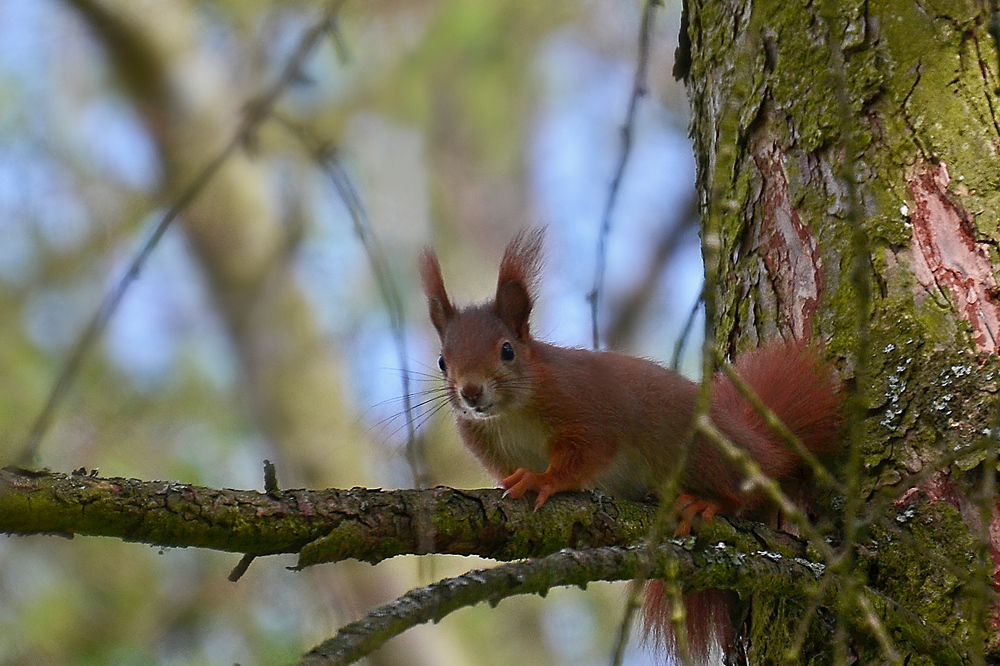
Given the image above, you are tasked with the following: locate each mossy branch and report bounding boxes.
[0,467,809,569]
[0,467,665,566]
[0,467,971,664]
[298,543,969,666]
[298,542,825,666]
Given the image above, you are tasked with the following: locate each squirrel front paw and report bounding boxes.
[501,468,558,510]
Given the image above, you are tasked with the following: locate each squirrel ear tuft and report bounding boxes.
[494,228,544,339]
[419,249,455,338]
[497,228,544,298]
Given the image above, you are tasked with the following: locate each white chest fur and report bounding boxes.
[458,410,551,475]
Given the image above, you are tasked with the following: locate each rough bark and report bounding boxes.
[682,0,1000,660]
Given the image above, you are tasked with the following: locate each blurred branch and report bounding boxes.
[274,116,428,490]
[603,194,698,350]
[714,349,845,493]
[44,5,418,661]
[19,0,348,465]
[588,0,661,350]
[816,3,879,661]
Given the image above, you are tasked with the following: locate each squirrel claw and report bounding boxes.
[502,468,555,509]
[674,494,721,536]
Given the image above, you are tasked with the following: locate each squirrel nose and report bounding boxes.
[460,383,483,407]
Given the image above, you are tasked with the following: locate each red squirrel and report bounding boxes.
[419,229,842,661]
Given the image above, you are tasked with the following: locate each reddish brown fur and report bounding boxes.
[643,584,735,662]
[420,229,843,665]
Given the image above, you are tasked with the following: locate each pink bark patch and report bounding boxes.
[908,161,1000,354]
[753,144,822,338]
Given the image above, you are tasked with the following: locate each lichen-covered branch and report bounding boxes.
[298,543,826,666]
[298,541,971,666]
[1,467,972,663]
[0,467,659,566]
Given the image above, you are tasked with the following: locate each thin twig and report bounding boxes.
[274,117,427,492]
[609,577,644,666]
[589,0,660,351]
[263,458,280,495]
[603,197,698,350]
[696,415,834,562]
[670,285,702,371]
[785,573,834,662]
[856,590,902,664]
[329,17,349,65]
[228,553,256,582]
[18,0,349,465]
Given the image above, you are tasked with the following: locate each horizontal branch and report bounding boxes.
[2,468,965,664]
[0,467,667,567]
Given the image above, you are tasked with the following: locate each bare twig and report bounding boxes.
[18,0,349,465]
[609,577,645,666]
[274,117,427,491]
[228,554,256,582]
[263,459,280,496]
[589,0,661,351]
[603,194,698,351]
[670,285,702,371]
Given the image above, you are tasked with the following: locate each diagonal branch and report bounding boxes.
[297,542,969,666]
[19,0,347,465]
[298,542,827,666]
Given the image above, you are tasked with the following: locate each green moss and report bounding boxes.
[872,500,975,638]
[685,0,1000,659]
[748,593,832,666]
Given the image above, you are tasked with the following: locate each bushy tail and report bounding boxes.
[712,340,842,482]
[643,341,841,664]
[643,582,735,664]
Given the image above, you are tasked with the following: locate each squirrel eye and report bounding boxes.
[500,342,515,362]
[438,355,447,375]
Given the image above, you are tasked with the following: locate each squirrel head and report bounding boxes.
[419,229,544,419]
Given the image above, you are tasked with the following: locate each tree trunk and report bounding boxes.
[682,0,1000,660]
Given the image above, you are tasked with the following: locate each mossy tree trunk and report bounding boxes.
[681,0,1000,661]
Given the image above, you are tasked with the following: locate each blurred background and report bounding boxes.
[0,0,701,664]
